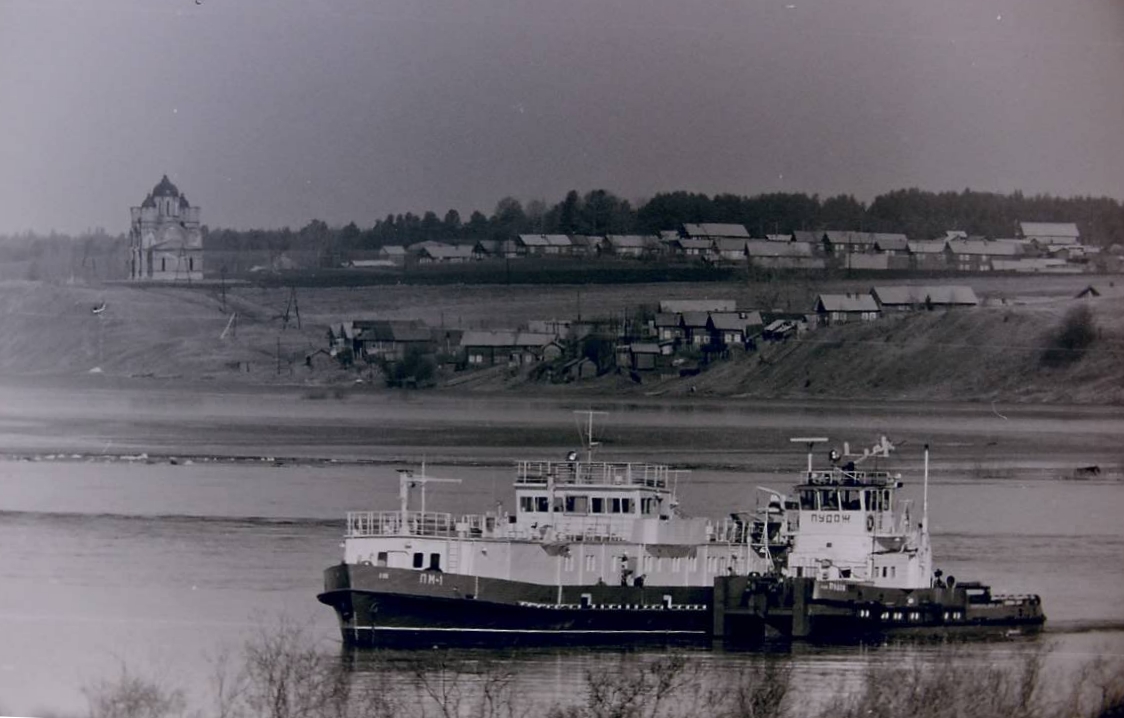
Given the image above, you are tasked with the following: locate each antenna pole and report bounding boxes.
[922,444,930,532]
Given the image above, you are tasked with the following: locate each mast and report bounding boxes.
[922,443,930,537]
[575,410,608,463]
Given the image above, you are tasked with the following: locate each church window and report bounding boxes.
[189,258,194,271]
[161,258,166,272]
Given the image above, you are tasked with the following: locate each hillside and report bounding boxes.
[0,278,1121,403]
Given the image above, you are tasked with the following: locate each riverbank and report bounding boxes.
[1,276,1121,403]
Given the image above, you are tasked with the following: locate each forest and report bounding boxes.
[3,187,1124,281]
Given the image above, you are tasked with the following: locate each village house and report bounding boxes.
[743,241,823,268]
[681,223,751,240]
[415,244,475,264]
[907,240,950,271]
[470,240,503,260]
[870,285,979,311]
[679,311,713,346]
[1019,221,1081,247]
[653,313,686,343]
[515,234,573,257]
[713,237,748,262]
[814,294,881,325]
[617,341,675,371]
[945,239,1021,272]
[707,311,765,348]
[566,235,600,257]
[459,330,560,367]
[602,235,655,258]
[352,320,434,362]
[670,237,715,260]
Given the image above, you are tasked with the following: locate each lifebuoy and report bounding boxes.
[866,515,875,532]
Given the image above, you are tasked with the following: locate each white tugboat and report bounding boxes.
[319,421,1045,645]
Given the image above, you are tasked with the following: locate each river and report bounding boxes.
[0,379,1122,715]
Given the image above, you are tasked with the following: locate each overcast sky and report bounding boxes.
[1,0,1122,235]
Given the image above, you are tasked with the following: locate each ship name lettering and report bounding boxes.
[378,572,389,580]
[810,513,851,524]
[419,573,444,586]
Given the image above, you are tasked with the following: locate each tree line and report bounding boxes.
[3,187,1124,280]
[204,187,1124,260]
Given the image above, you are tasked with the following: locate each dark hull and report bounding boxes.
[318,563,713,646]
[319,564,1045,647]
[716,575,1046,644]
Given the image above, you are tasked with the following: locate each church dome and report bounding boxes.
[151,174,180,198]
[179,194,191,209]
[141,193,156,209]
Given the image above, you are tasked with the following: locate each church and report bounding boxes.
[129,175,204,280]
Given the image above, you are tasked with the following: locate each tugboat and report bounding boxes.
[318,420,1045,645]
[715,437,1046,642]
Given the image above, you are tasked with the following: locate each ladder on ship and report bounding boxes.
[447,540,461,574]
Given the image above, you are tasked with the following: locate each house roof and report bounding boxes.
[380,245,407,256]
[629,342,663,354]
[459,331,555,348]
[1019,222,1080,241]
[874,236,909,252]
[824,231,877,247]
[421,244,476,260]
[871,286,979,307]
[679,311,711,328]
[518,234,572,247]
[792,231,822,243]
[823,231,907,248]
[713,237,747,253]
[654,312,682,328]
[908,240,948,254]
[672,238,714,251]
[682,223,750,239]
[765,234,792,242]
[660,299,736,313]
[707,311,763,331]
[946,239,1021,256]
[815,294,880,313]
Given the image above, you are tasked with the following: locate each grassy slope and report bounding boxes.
[0,277,1121,402]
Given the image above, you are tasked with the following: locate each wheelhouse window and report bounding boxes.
[819,490,839,511]
[641,497,658,515]
[412,552,424,569]
[519,496,533,512]
[535,496,549,513]
[565,495,589,514]
[799,489,817,510]
[591,497,605,514]
[611,498,634,514]
[841,490,861,510]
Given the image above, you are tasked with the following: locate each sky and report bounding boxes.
[1,0,1123,235]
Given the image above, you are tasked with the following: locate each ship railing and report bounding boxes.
[706,517,751,544]
[516,461,671,489]
[804,469,896,487]
[347,511,471,538]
